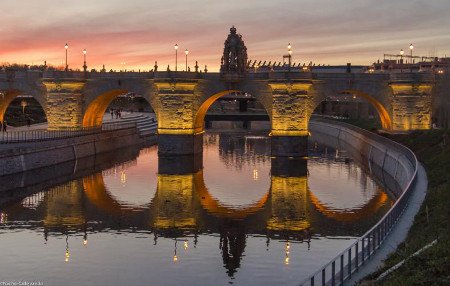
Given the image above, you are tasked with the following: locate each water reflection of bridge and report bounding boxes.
[2,148,391,278]
[4,155,390,237]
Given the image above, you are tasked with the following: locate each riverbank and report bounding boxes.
[360,130,450,285]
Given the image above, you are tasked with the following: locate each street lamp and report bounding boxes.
[400,49,404,64]
[185,49,189,71]
[65,43,69,71]
[287,43,292,72]
[83,49,87,73]
[409,43,414,64]
[174,44,178,71]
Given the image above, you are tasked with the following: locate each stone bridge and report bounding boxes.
[1,26,442,156]
[0,68,437,156]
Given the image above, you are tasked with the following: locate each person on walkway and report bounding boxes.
[110,109,114,119]
[2,120,7,132]
[27,117,31,127]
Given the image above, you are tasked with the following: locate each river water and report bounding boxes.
[0,128,393,286]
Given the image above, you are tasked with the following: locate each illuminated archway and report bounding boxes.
[82,89,128,127]
[314,89,393,130]
[0,90,47,125]
[194,90,271,134]
[82,89,154,128]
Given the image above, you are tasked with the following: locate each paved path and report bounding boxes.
[3,112,155,131]
[1,112,156,142]
[346,163,428,285]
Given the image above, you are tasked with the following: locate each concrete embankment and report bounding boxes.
[307,119,426,285]
[0,127,156,176]
[310,119,416,196]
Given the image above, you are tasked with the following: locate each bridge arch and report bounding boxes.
[194,89,272,134]
[82,89,155,127]
[312,88,393,130]
[0,89,47,125]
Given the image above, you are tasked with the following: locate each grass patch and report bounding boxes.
[361,129,450,285]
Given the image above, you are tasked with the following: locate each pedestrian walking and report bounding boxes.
[2,120,7,132]
[27,117,31,127]
[110,109,114,119]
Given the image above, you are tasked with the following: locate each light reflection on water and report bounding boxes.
[0,131,393,286]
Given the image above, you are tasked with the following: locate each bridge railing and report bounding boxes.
[300,118,418,286]
[389,72,435,82]
[0,121,136,144]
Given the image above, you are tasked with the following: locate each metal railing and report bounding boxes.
[0,121,136,144]
[301,118,418,286]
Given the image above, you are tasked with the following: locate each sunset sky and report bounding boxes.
[1,0,450,71]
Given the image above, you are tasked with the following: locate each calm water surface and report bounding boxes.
[0,130,393,286]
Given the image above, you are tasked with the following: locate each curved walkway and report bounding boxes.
[346,164,428,285]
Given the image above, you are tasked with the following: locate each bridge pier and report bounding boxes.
[390,78,433,131]
[269,81,314,157]
[271,135,308,157]
[158,133,203,156]
[42,79,86,130]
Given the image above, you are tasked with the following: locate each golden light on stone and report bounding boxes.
[184,241,188,250]
[173,255,178,262]
[269,82,313,137]
[154,81,201,135]
[83,239,88,246]
[42,80,86,130]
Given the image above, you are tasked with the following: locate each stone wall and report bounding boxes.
[0,127,144,176]
[309,119,417,193]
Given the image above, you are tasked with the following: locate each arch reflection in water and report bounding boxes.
[0,132,393,285]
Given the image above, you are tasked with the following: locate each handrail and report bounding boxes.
[300,118,419,286]
[0,121,137,144]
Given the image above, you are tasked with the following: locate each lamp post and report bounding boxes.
[174,44,178,71]
[65,43,69,71]
[287,43,292,72]
[409,43,414,64]
[185,49,189,71]
[400,49,404,64]
[83,49,87,74]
